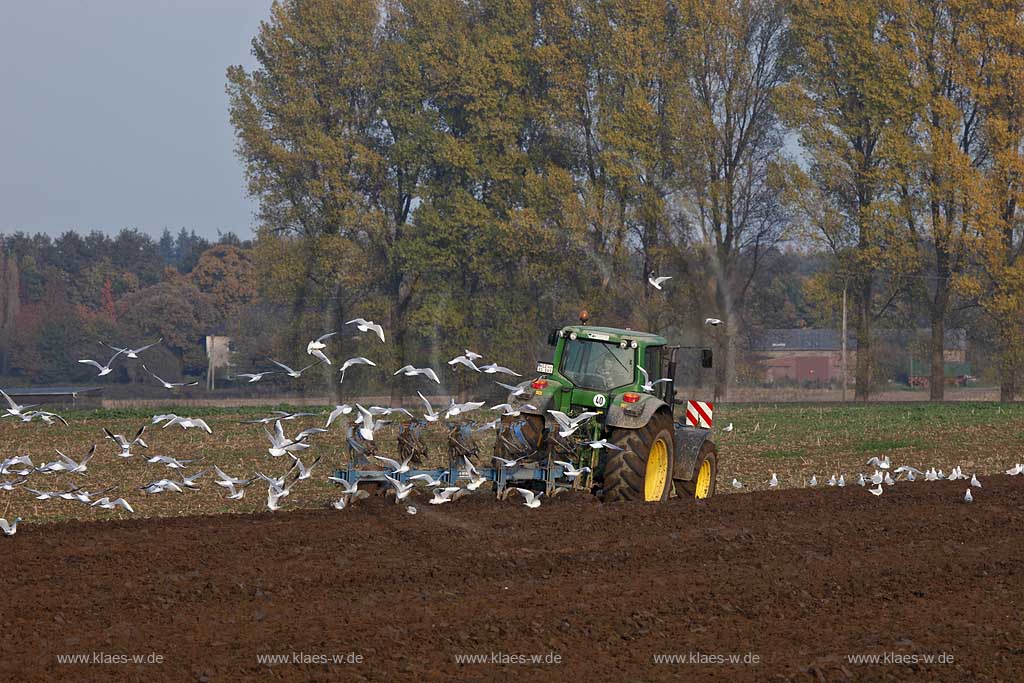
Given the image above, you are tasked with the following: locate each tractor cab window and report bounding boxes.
[560,339,635,392]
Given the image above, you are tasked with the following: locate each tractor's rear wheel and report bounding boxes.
[676,441,718,499]
[602,411,674,502]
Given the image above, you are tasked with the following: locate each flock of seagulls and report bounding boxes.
[1,318,595,536]
[726,451,1024,504]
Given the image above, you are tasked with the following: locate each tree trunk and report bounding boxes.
[712,282,734,401]
[929,313,946,401]
[854,278,872,401]
[999,378,1016,403]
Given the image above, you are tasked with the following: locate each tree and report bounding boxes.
[900,0,989,400]
[783,0,918,400]
[227,0,424,401]
[674,0,795,398]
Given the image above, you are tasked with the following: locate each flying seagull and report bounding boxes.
[163,416,212,433]
[78,348,125,376]
[554,460,591,480]
[417,392,441,422]
[547,410,599,437]
[0,390,37,419]
[479,363,521,377]
[102,338,162,359]
[104,426,148,457]
[236,371,277,383]
[638,366,671,393]
[339,357,376,384]
[270,359,322,378]
[394,365,441,384]
[704,318,723,326]
[444,400,485,419]
[513,487,543,508]
[648,274,671,290]
[346,318,385,343]
[142,365,199,390]
[324,404,353,429]
[373,454,413,475]
[306,332,337,365]
[448,354,481,372]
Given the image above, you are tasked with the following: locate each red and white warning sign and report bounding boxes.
[685,400,713,428]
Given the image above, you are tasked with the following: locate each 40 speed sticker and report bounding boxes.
[593,394,607,407]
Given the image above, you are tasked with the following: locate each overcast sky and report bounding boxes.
[0,0,273,239]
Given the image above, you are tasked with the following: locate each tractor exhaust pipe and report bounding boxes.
[666,345,680,415]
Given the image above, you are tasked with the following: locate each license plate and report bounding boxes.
[536,362,554,374]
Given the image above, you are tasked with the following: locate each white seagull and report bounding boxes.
[964,488,973,503]
[91,497,135,513]
[102,338,162,359]
[384,475,415,502]
[0,390,38,419]
[648,274,672,290]
[306,332,337,365]
[78,348,125,376]
[584,439,623,451]
[270,358,322,378]
[496,381,530,398]
[866,455,891,470]
[346,318,385,343]
[163,416,212,433]
[704,318,723,326]
[444,400,485,419]
[264,420,312,457]
[479,363,521,377]
[0,517,21,536]
[145,455,193,469]
[236,371,277,383]
[339,356,376,384]
[373,454,413,475]
[448,354,481,372]
[417,392,441,422]
[104,426,148,457]
[547,410,599,437]
[513,488,543,508]
[325,404,353,428]
[637,366,671,393]
[554,460,591,481]
[142,365,199,389]
[394,365,441,384]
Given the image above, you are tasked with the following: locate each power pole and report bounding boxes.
[841,281,848,402]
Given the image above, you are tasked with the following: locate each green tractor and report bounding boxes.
[495,316,719,502]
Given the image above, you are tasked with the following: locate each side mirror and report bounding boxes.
[547,329,560,346]
[701,349,713,368]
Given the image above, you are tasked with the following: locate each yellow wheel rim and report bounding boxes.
[644,438,669,501]
[695,458,712,499]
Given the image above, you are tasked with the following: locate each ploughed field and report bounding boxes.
[3,476,1022,682]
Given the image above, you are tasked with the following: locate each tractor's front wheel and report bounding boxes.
[676,441,718,500]
[602,411,674,502]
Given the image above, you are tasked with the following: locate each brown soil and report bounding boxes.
[3,477,1022,682]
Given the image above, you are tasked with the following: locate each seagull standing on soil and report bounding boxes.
[346,318,385,343]
[808,475,818,487]
[767,473,779,489]
[78,348,125,376]
[648,274,671,290]
[868,484,883,496]
[731,478,743,489]
[970,473,981,488]
[964,489,973,503]
[142,365,199,389]
[1006,464,1023,476]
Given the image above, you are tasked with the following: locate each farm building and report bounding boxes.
[750,328,969,386]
